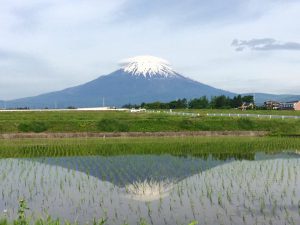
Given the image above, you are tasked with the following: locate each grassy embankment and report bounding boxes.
[0,111,299,158]
[0,111,299,135]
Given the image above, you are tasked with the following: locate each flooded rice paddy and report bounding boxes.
[0,153,300,225]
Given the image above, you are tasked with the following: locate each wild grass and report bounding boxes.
[0,218,197,225]
[0,136,299,158]
[0,198,198,225]
[0,111,299,135]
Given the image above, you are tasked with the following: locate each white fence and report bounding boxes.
[146,110,200,117]
[207,113,300,120]
[146,110,300,120]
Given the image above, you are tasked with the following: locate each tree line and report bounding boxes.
[123,95,254,109]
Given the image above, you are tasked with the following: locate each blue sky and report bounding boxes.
[0,0,299,100]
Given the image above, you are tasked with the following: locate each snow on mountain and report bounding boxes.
[120,55,178,78]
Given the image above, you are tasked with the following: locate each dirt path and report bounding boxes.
[0,131,268,139]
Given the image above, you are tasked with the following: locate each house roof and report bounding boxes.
[281,101,300,104]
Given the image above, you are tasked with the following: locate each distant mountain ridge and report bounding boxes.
[1,55,299,108]
[244,93,300,105]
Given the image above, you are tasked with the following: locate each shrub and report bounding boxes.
[237,118,254,130]
[18,121,48,133]
[179,119,195,130]
[97,119,129,132]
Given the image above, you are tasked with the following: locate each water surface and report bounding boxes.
[0,152,299,225]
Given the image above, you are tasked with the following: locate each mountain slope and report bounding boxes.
[5,69,235,108]
[3,55,299,108]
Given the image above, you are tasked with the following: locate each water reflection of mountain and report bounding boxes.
[29,152,299,187]
[31,155,227,186]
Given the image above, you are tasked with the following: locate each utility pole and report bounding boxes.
[253,92,256,110]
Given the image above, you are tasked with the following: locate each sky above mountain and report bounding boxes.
[0,0,299,100]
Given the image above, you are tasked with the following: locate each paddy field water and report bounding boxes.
[0,152,300,225]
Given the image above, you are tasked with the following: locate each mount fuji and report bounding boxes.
[2,55,299,108]
[3,56,236,108]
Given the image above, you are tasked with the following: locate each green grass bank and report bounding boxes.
[0,111,299,135]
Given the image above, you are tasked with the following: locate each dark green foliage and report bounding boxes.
[134,99,188,109]
[17,200,29,225]
[242,95,254,104]
[168,98,188,109]
[141,101,169,109]
[210,95,231,109]
[237,118,255,130]
[126,95,255,110]
[97,119,129,132]
[196,121,211,130]
[188,96,209,109]
[18,121,48,133]
[179,119,195,129]
[230,95,243,108]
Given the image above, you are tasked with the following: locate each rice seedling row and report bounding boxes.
[0,153,299,225]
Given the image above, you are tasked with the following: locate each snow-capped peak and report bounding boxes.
[120,55,177,78]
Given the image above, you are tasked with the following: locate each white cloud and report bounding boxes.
[0,0,299,99]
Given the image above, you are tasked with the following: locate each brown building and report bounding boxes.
[280,101,300,110]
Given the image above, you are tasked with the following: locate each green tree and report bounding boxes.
[230,95,243,108]
[210,96,231,109]
[242,95,254,103]
[188,96,209,109]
